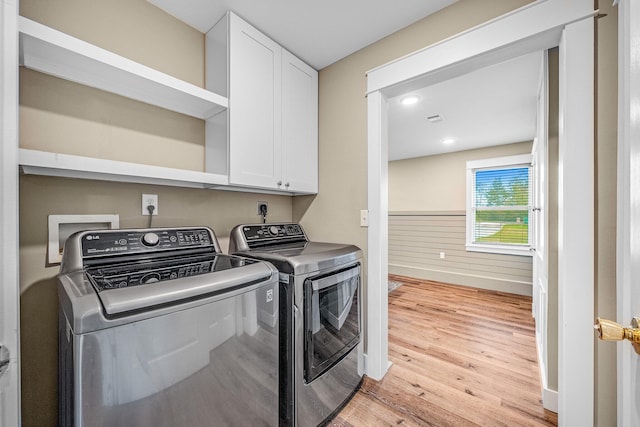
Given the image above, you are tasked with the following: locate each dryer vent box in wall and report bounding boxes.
[48,214,119,265]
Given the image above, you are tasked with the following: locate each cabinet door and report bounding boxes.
[228,14,282,189]
[281,50,318,193]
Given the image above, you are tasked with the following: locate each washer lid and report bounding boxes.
[58,254,278,333]
[94,255,272,316]
[235,242,362,275]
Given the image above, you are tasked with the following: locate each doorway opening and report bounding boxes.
[366,3,595,425]
[385,49,557,412]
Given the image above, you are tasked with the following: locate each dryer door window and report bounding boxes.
[304,264,360,383]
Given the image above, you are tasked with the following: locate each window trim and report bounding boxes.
[466,153,533,257]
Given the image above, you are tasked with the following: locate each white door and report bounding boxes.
[531,51,550,408]
[0,0,21,425]
[617,1,640,425]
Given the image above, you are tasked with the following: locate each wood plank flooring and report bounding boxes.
[331,275,557,427]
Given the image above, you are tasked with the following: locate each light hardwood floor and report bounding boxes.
[331,275,557,427]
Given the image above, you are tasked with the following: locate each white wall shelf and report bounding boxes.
[18,16,227,119]
[19,149,228,189]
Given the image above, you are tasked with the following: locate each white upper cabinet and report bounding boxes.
[206,12,318,194]
[229,13,283,189]
[282,50,318,193]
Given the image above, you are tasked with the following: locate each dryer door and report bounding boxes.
[304,264,360,382]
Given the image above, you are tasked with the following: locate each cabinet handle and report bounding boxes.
[277,181,282,186]
[285,182,290,188]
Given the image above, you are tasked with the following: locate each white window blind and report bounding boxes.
[466,154,533,256]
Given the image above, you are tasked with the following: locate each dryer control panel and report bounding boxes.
[240,223,307,248]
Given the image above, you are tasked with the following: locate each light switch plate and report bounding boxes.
[360,210,369,227]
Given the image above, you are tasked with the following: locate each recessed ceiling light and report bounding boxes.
[442,138,455,145]
[400,95,420,106]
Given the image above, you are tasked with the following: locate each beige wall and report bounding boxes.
[18,1,292,425]
[388,142,532,212]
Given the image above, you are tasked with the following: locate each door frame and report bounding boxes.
[366,1,595,425]
[0,0,21,425]
[616,1,640,426]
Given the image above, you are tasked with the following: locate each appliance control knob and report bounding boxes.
[269,226,279,235]
[141,273,160,284]
[142,232,160,246]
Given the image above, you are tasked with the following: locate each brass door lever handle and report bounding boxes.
[594,317,640,355]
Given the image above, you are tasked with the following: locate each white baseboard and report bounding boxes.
[536,329,558,414]
[389,264,532,296]
[543,388,558,413]
[362,352,367,376]
[362,352,392,380]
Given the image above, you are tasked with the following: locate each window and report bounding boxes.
[466,154,533,256]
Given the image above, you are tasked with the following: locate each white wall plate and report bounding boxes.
[47,214,119,265]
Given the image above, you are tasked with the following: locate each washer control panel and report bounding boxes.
[85,253,256,291]
[242,223,306,247]
[81,228,213,257]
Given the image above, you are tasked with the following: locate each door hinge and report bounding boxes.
[0,345,10,378]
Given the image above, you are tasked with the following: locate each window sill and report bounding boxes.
[466,243,533,257]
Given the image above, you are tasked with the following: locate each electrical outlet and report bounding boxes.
[142,194,158,216]
[440,252,445,259]
[257,201,268,216]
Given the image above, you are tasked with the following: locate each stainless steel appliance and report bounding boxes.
[57,227,280,427]
[229,223,363,427]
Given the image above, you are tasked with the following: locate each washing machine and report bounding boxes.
[57,226,280,426]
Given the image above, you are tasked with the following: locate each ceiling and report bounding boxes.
[147,0,541,162]
[388,52,543,161]
[147,0,456,70]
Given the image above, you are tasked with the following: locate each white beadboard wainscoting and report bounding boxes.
[389,211,533,296]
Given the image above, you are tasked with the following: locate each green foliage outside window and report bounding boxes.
[473,167,530,245]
